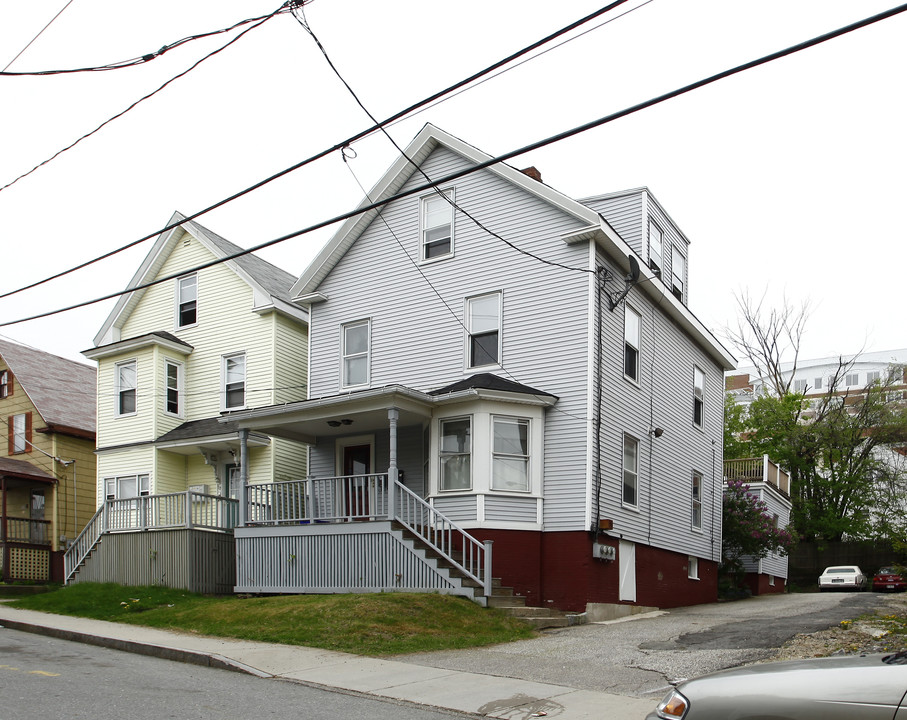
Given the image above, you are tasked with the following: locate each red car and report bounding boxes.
[873,566,907,592]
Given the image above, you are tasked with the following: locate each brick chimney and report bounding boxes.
[725,373,752,392]
[520,166,542,182]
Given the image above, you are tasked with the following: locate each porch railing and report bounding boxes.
[725,455,791,495]
[64,491,238,582]
[243,475,491,596]
[1,517,51,545]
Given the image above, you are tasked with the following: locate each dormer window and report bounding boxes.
[421,190,454,260]
[177,274,198,328]
[671,247,685,302]
[648,220,663,275]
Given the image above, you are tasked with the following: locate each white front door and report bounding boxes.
[619,540,637,602]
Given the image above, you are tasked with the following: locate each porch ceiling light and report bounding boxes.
[341,418,353,425]
[327,420,342,427]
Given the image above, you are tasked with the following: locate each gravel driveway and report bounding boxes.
[394,592,889,700]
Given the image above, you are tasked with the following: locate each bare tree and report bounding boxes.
[726,290,810,396]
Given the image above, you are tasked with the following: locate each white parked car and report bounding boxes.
[818,565,867,591]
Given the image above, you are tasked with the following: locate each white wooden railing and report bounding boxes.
[64,491,238,582]
[242,475,491,597]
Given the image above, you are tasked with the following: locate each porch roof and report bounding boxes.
[155,417,270,455]
[223,376,558,445]
[0,456,56,485]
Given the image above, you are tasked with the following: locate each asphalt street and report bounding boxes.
[394,592,889,700]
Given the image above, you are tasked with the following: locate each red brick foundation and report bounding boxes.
[743,571,787,596]
[469,528,718,612]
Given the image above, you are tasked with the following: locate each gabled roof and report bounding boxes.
[93,212,307,347]
[291,124,735,370]
[0,337,96,436]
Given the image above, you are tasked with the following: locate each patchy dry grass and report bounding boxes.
[9,583,535,655]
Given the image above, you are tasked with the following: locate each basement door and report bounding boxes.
[619,540,637,602]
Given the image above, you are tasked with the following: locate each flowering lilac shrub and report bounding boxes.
[722,479,797,578]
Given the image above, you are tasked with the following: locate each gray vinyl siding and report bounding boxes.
[432,494,478,523]
[485,495,536,523]
[580,191,644,255]
[593,246,723,563]
[742,487,790,579]
[308,146,594,530]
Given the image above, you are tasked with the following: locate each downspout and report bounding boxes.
[591,266,605,533]
[711,438,718,563]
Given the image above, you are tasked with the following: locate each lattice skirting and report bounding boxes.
[6,546,50,581]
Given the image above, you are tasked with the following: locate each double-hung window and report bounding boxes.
[624,306,640,382]
[492,417,530,492]
[671,246,685,302]
[693,367,704,427]
[846,372,859,387]
[104,474,150,502]
[176,274,198,328]
[622,433,639,507]
[440,417,471,491]
[341,320,370,387]
[421,190,454,260]
[691,471,702,530]
[165,360,182,416]
[223,353,246,410]
[467,293,501,368]
[0,370,11,398]
[9,412,29,454]
[648,220,663,274]
[116,360,137,416]
[793,378,807,394]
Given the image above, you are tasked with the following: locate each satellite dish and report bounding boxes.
[627,255,640,283]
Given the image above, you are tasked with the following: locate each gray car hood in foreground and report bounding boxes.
[671,654,907,719]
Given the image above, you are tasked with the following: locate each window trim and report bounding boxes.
[222,352,246,411]
[0,370,11,399]
[622,432,639,508]
[164,359,183,417]
[9,412,31,454]
[671,246,685,301]
[691,470,703,531]
[465,292,502,370]
[491,415,530,493]
[115,359,137,417]
[439,416,472,492]
[420,189,455,262]
[693,366,705,428]
[176,273,198,329]
[341,319,371,389]
[688,555,700,580]
[624,305,641,383]
[648,219,663,274]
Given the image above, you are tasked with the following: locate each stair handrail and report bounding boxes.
[63,504,106,583]
[393,480,492,597]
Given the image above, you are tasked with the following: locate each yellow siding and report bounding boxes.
[272,437,307,483]
[154,451,189,495]
[49,434,98,549]
[96,446,155,508]
[95,346,157,447]
[274,314,308,406]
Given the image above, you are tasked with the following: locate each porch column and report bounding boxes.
[1,477,7,582]
[388,408,398,519]
[239,428,249,527]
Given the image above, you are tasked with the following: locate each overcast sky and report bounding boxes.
[1,0,904,366]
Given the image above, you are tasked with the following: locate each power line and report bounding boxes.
[3,0,77,72]
[0,0,635,301]
[0,5,299,76]
[2,1,905,328]
[0,3,288,195]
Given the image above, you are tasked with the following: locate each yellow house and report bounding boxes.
[71,212,309,591]
[0,338,97,583]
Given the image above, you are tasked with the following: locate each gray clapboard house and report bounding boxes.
[226,124,735,613]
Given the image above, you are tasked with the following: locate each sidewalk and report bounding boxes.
[0,605,653,719]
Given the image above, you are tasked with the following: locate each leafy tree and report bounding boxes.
[725,293,907,542]
[722,479,797,579]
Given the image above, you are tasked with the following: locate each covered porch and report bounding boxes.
[0,458,55,583]
[227,384,500,601]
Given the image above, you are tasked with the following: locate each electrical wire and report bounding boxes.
[0,0,636,301]
[2,1,905,327]
[0,4,300,76]
[292,3,596,275]
[0,3,288,195]
[2,0,77,72]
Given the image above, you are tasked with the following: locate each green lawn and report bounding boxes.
[7,583,535,655]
